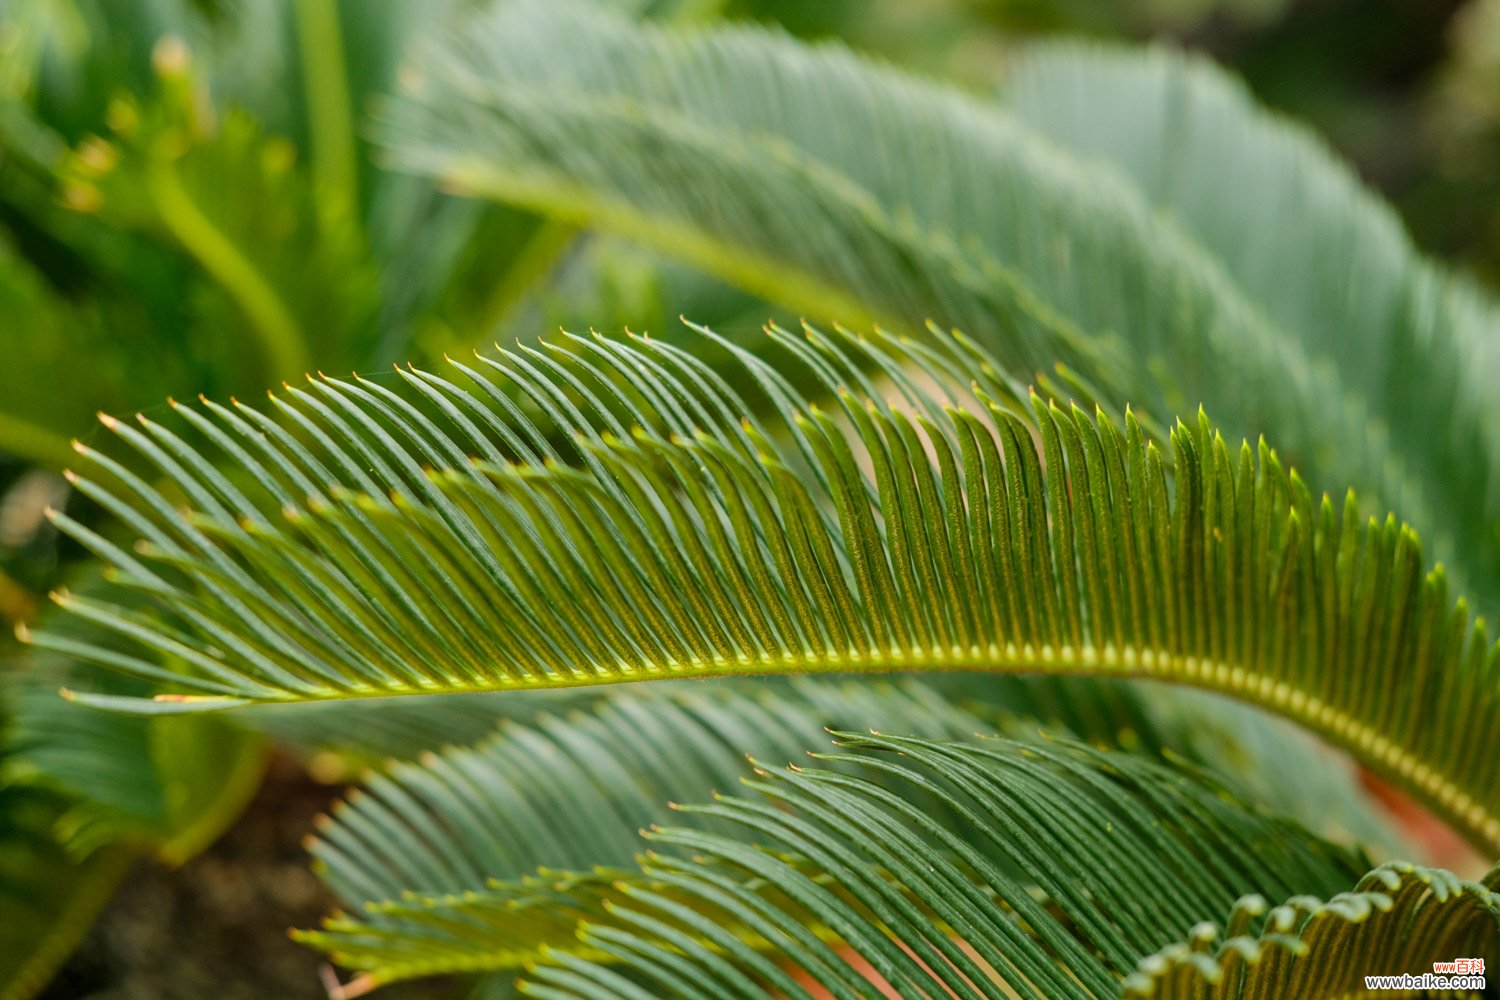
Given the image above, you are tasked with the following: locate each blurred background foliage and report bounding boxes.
[7,0,1499,614]
[0,0,1497,997]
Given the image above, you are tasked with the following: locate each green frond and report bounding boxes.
[514,732,1372,1000]
[308,681,985,899]
[31,323,1500,852]
[1121,863,1500,998]
[380,0,1500,614]
[297,677,1395,989]
[296,680,992,986]
[238,676,1397,857]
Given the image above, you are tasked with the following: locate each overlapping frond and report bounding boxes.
[514,733,1371,1000]
[297,681,990,988]
[308,682,981,904]
[297,678,1395,991]
[1121,863,1500,998]
[30,323,1500,851]
[1006,42,1500,608]
[381,0,1500,613]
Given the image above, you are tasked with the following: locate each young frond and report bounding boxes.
[31,322,1500,853]
[1122,863,1500,998]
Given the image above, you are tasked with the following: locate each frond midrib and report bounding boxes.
[209,637,1500,856]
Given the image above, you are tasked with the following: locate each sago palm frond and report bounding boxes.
[30,322,1500,854]
[297,680,992,988]
[238,676,1397,858]
[380,0,1500,613]
[295,678,1395,991]
[504,733,1493,1000]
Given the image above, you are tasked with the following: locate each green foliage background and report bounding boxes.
[1,0,1499,997]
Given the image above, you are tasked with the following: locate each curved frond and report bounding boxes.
[30,323,1500,852]
[298,677,1395,990]
[514,732,1370,1000]
[381,0,1500,613]
[1121,863,1500,998]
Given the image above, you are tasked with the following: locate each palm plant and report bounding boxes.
[5,0,1500,997]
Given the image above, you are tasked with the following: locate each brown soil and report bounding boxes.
[37,754,461,1000]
